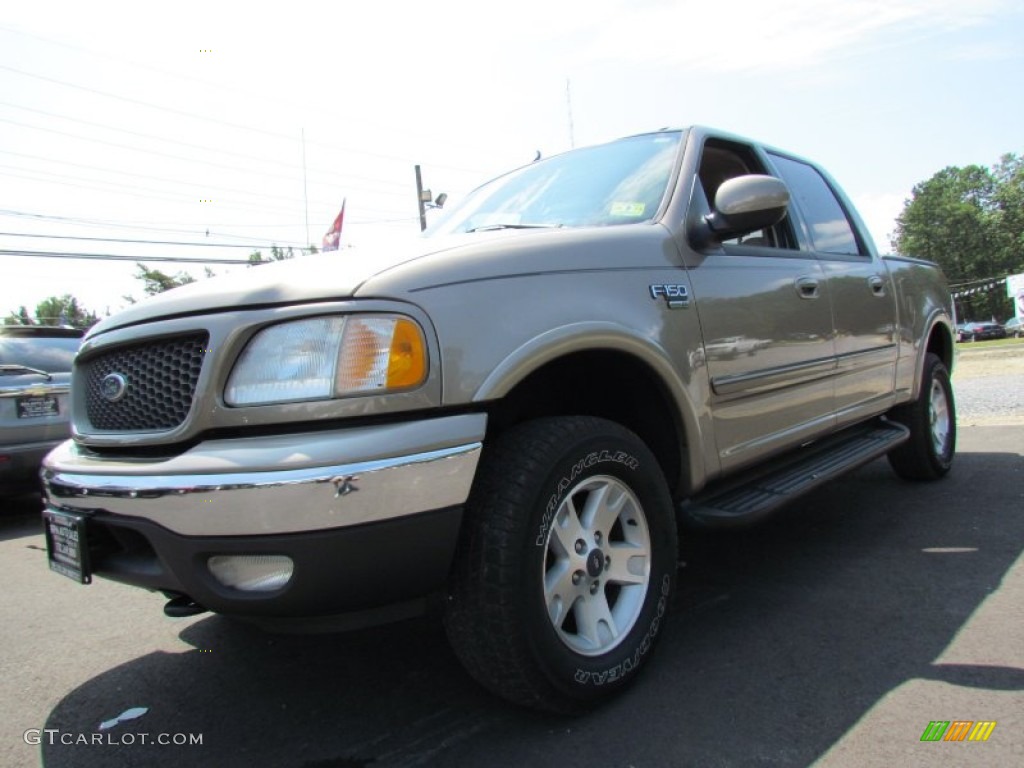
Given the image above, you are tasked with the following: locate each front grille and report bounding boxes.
[81,334,209,431]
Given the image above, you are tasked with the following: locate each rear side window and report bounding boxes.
[769,154,861,255]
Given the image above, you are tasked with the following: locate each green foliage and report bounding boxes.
[133,263,197,296]
[894,156,1024,321]
[3,306,35,325]
[993,154,1024,269]
[248,244,298,266]
[4,295,100,329]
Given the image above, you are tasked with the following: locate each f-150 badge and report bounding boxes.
[649,284,690,309]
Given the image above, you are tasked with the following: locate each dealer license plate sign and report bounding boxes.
[43,508,92,584]
[17,395,59,419]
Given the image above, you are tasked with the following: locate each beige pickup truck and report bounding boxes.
[41,127,955,712]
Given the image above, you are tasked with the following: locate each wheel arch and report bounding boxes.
[474,323,704,497]
[915,315,955,399]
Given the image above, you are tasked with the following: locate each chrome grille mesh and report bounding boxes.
[81,334,208,431]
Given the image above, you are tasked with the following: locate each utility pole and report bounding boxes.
[415,164,428,231]
[301,128,310,245]
[566,78,575,148]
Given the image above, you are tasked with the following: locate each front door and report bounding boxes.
[682,137,837,474]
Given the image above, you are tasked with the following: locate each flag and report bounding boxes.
[322,199,345,251]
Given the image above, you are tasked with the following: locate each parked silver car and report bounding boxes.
[1,326,83,495]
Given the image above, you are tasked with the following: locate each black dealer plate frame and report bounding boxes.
[43,508,92,584]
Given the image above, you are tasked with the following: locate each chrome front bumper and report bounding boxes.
[42,414,486,536]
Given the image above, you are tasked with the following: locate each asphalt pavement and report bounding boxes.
[1,425,1021,768]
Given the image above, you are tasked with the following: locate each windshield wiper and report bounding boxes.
[466,223,561,233]
[0,364,52,380]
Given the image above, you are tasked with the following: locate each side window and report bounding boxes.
[768,154,862,256]
[698,140,797,250]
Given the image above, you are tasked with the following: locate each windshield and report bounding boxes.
[427,131,683,235]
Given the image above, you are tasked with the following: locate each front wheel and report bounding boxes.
[444,416,677,712]
[886,353,956,481]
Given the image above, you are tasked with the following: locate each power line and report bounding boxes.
[0,23,504,167]
[0,63,492,173]
[0,148,411,210]
[0,208,310,246]
[0,120,424,217]
[1,248,252,265]
[0,150,323,207]
[1,160,410,221]
[0,231,303,250]
[0,101,414,192]
[0,208,420,237]
[0,116,357,198]
[0,164,317,219]
[3,164,412,221]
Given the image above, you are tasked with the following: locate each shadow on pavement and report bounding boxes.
[41,448,1024,767]
[0,492,42,543]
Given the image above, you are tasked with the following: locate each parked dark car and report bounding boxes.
[0,325,84,495]
[1004,317,1023,338]
[970,322,1007,341]
[957,321,1006,342]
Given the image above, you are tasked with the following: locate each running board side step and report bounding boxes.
[680,420,910,528]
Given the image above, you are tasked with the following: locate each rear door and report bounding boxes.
[766,153,898,426]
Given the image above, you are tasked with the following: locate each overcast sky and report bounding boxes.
[2,0,1022,320]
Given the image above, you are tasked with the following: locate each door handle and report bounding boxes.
[868,275,886,296]
[795,276,820,300]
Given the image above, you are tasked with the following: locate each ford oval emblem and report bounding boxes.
[100,372,128,402]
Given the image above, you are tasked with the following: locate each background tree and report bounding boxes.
[133,263,197,296]
[3,306,35,325]
[4,295,100,328]
[248,244,307,266]
[894,160,1022,322]
[992,153,1024,275]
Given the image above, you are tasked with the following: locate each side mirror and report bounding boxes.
[704,174,789,241]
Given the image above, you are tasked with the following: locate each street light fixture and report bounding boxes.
[415,165,447,231]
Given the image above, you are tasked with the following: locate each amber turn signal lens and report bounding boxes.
[388,318,427,388]
[335,316,427,394]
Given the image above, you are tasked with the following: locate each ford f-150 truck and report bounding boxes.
[40,127,956,712]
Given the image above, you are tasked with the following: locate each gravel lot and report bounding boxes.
[953,343,1024,425]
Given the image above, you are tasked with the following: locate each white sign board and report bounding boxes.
[1009,273,1024,319]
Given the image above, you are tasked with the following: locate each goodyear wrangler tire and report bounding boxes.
[444,416,677,712]
[887,353,956,481]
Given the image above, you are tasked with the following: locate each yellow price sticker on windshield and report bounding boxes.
[610,202,646,217]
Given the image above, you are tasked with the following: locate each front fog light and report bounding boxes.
[207,554,294,592]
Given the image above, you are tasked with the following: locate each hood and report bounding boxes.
[88,233,510,335]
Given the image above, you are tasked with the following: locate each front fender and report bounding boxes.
[474,321,707,493]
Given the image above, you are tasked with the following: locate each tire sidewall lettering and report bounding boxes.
[572,573,671,687]
[534,449,640,547]
[525,433,673,698]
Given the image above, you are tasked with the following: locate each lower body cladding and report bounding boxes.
[40,413,486,631]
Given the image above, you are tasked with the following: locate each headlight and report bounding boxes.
[225,315,427,406]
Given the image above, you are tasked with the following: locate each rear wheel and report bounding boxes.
[445,416,676,712]
[887,353,955,481]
